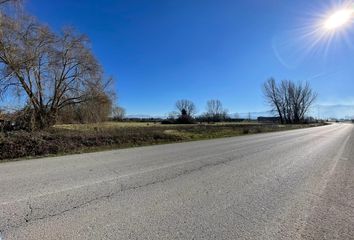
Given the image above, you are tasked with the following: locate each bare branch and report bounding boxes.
[175,99,197,117]
[0,14,113,129]
[263,78,317,124]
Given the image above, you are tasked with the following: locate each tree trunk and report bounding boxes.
[33,108,57,130]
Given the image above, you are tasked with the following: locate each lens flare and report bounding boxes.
[273,1,354,68]
[324,9,353,30]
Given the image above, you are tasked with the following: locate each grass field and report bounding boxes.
[0,122,325,161]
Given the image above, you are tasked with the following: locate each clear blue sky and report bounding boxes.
[27,0,354,117]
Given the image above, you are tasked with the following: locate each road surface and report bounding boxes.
[1,123,354,239]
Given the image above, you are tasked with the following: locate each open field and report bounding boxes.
[0,122,325,161]
[54,121,262,131]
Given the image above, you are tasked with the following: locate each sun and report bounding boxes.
[323,8,353,30]
[272,2,354,68]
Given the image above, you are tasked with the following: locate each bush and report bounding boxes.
[161,119,175,124]
[242,128,250,134]
[175,115,195,124]
[0,107,34,131]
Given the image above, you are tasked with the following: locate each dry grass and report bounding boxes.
[0,122,325,161]
[54,121,160,130]
[54,121,260,132]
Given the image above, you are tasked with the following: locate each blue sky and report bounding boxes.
[27,0,354,118]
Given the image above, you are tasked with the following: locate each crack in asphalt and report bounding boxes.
[4,156,237,232]
[10,147,267,230]
[24,202,33,223]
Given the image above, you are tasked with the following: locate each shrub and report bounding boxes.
[161,119,175,124]
[242,128,250,134]
[175,115,195,124]
[0,127,185,160]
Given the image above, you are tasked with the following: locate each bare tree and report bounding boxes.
[0,14,112,129]
[112,106,126,121]
[175,99,197,117]
[263,78,317,124]
[206,99,222,116]
[263,78,285,124]
[205,99,228,122]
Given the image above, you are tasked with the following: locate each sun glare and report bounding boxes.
[324,9,353,30]
[272,2,354,69]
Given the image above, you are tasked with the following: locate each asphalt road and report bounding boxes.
[1,123,354,239]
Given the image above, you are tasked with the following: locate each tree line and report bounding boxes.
[168,99,229,124]
[171,87,316,124]
[171,77,318,124]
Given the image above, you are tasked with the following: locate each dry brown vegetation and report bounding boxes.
[0,122,324,161]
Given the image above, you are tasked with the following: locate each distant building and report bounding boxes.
[257,116,280,123]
